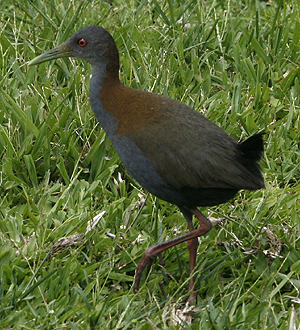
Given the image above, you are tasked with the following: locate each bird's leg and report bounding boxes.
[144,253,164,278]
[143,253,165,292]
[133,208,212,294]
[181,208,198,302]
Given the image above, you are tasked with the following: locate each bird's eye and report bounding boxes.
[77,39,87,47]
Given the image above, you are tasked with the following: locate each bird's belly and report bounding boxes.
[110,134,186,205]
[109,133,240,208]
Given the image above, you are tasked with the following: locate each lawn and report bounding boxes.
[1,0,300,329]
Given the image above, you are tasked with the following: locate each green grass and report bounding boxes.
[1,0,300,328]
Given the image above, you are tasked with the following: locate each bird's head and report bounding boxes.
[29,26,117,66]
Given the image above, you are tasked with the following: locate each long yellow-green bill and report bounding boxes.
[28,43,72,66]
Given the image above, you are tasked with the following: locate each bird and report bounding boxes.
[29,25,264,301]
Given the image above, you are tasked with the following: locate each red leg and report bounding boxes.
[143,253,164,282]
[133,208,212,293]
[181,208,199,302]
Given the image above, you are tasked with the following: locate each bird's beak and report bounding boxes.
[28,43,73,66]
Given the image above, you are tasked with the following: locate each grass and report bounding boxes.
[1,0,300,328]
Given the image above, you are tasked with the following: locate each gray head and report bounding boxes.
[29,26,119,72]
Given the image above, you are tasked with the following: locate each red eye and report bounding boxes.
[77,39,87,47]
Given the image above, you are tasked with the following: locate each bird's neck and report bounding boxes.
[89,62,120,136]
[90,62,107,97]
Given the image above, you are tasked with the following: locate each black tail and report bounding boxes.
[238,132,265,187]
[239,132,264,162]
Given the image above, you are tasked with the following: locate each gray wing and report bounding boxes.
[131,105,259,190]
